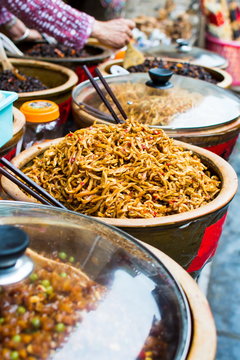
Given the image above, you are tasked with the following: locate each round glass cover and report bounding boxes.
[73,73,240,130]
[143,44,227,68]
[0,201,191,360]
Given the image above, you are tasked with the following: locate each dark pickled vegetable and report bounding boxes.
[25,43,92,58]
[0,70,47,92]
[127,58,218,84]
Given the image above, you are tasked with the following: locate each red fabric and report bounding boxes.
[0,147,16,166]
[75,65,97,83]
[204,135,239,160]
[187,213,227,273]
[58,97,72,125]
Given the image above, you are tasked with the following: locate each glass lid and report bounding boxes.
[0,201,191,360]
[73,72,240,131]
[143,41,227,68]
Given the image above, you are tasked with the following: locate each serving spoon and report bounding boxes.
[0,38,26,81]
[26,248,90,284]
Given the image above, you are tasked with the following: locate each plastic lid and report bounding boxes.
[0,201,191,360]
[73,73,240,130]
[20,100,60,123]
[143,43,228,68]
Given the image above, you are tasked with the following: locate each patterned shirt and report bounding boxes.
[0,0,95,49]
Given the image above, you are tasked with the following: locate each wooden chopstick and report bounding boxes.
[82,65,122,124]
[0,157,67,209]
[95,68,127,120]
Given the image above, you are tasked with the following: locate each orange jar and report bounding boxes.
[20,100,62,149]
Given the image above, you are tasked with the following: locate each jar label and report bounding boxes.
[29,101,52,109]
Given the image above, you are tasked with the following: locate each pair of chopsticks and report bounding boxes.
[82,65,128,124]
[0,157,67,209]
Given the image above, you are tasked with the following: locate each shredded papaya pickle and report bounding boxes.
[23,119,221,218]
[99,83,202,126]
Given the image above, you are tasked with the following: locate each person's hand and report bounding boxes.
[91,19,135,49]
[2,17,42,42]
[25,29,42,42]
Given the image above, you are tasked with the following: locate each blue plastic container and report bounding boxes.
[0,90,18,148]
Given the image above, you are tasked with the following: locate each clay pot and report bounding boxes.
[1,59,78,123]
[144,243,216,360]
[9,41,112,67]
[7,41,112,83]
[1,138,237,277]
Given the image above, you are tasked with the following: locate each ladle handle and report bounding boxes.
[0,38,14,71]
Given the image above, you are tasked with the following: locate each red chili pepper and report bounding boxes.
[67,133,73,137]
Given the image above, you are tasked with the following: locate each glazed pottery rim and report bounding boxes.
[1,137,237,228]
[7,43,112,64]
[4,58,78,97]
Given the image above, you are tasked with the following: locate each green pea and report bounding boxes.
[12,335,21,343]
[0,317,4,324]
[55,323,65,332]
[68,256,75,263]
[31,317,41,328]
[45,286,53,295]
[17,306,26,315]
[10,351,19,360]
[41,279,50,287]
[60,272,67,278]
[58,252,67,260]
[29,273,38,282]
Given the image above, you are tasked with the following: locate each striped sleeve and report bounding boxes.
[1,0,95,49]
[0,7,14,25]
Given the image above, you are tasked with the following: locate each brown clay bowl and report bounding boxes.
[98,58,232,89]
[0,107,25,160]
[1,138,237,277]
[7,40,112,68]
[1,59,78,122]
